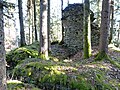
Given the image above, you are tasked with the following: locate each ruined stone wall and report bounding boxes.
[62,3,99,55]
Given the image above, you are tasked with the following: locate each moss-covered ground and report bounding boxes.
[6,42,120,90]
[7,80,40,90]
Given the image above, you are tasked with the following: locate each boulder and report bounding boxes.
[62,3,99,55]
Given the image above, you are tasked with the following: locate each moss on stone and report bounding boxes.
[6,42,39,69]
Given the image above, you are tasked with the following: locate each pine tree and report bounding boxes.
[83,0,91,59]
[60,0,64,44]
[95,0,111,60]
[33,0,38,41]
[39,0,48,59]
[18,0,26,46]
[109,0,114,44]
[47,0,51,51]
[0,0,7,89]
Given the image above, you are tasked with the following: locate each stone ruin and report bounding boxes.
[61,3,100,55]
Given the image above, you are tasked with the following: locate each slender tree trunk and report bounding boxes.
[27,0,32,44]
[28,11,31,44]
[28,6,31,44]
[109,0,114,44]
[60,0,64,44]
[117,21,120,46]
[18,0,26,46]
[47,0,51,51]
[95,0,111,60]
[83,0,91,59]
[96,0,101,27]
[0,0,7,89]
[33,0,38,41]
[39,0,48,59]
[32,5,34,43]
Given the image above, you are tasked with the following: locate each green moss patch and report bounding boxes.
[13,59,93,90]
[7,80,40,90]
[6,42,39,69]
[95,51,111,61]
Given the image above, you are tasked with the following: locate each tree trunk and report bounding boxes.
[95,0,110,60]
[39,0,48,59]
[96,0,101,27]
[33,0,38,41]
[0,0,7,89]
[27,0,32,44]
[31,4,34,43]
[60,0,64,44]
[117,22,120,47]
[18,0,26,46]
[28,11,31,44]
[109,0,114,44]
[47,0,51,51]
[83,0,91,59]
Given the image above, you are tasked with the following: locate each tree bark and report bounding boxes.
[96,0,101,27]
[28,10,31,44]
[0,0,7,89]
[32,5,34,43]
[109,0,114,44]
[33,0,38,41]
[27,0,32,44]
[60,0,64,44]
[47,0,51,51]
[95,0,111,60]
[39,0,48,59]
[83,0,91,59]
[117,22,120,46]
[18,0,26,46]
[99,0,110,53]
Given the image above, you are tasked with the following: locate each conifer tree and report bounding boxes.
[0,0,7,89]
[18,0,26,46]
[83,0,91,59]
[39,0,48,59]
[95,0,111,60]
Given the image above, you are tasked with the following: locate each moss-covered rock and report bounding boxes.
[6,42,39,69]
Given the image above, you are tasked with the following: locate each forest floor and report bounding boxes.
[69,45,120,89]
[6,43,120,90]
[56,44,120,89]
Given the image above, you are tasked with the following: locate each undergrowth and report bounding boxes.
[7,80,40,90]
[6,42,39,69]
[6,42,120,90]
[13,59,93,90]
